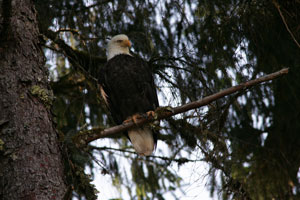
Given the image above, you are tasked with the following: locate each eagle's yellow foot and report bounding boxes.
[132,114,143,124]
[146,111,155,119]
[123,114,143,124]
[123,118,131,124]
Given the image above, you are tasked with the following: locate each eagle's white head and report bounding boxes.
[107,34,132,61]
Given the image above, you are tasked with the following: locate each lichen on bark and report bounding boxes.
[30,85,54,108]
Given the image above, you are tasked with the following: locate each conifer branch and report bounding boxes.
[273,0,300,49]
[73,68,289,147]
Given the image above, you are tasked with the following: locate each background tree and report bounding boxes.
[1,0,299,199]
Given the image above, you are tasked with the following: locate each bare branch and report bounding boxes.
[73,68,289,146]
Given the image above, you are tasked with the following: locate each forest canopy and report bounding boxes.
[30,0,300,199]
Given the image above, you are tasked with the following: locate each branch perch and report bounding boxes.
[73,68,289,147]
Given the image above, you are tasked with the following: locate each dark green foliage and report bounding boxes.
[35,0,300,199]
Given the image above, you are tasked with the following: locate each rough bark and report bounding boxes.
[0,0,66,199]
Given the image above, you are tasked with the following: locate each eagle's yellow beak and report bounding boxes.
[123,39,131,47]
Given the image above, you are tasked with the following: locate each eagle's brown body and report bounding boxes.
[98,54,159,155]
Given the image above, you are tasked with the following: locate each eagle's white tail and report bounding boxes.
[128,127,155,156]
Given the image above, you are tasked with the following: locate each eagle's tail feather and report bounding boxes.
[128,127,155,156]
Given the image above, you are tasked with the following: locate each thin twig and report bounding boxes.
[273,0,300,48]
[91,146,204,164]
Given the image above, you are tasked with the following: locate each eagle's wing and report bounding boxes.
[98,63,123,124]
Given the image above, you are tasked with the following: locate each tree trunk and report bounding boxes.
[0,0,66,199]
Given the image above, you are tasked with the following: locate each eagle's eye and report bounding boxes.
[116,40,123,43]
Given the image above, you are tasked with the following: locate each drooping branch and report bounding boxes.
[42,29,106,77]
[73,68,289,147]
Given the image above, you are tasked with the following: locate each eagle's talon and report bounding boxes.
[132,114,142,124]
[123,118,132,124]
[146,111,155,119]
[123,114,143,125]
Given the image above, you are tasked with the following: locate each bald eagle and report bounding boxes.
[98,34,159,156]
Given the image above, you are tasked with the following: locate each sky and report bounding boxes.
[92,139,216,200]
